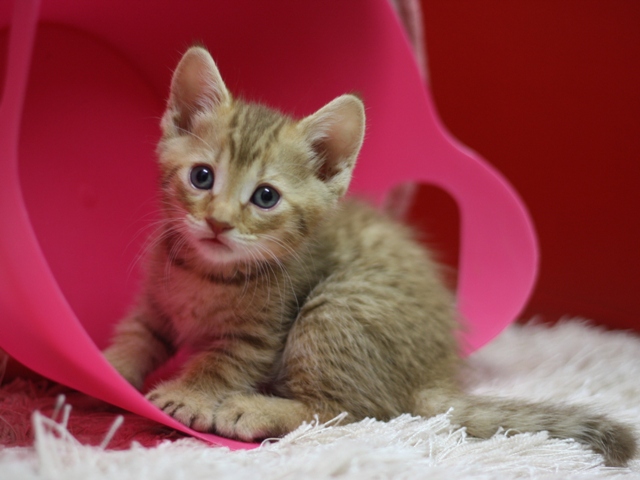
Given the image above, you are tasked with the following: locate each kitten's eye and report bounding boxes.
[190,165,214,190]
[251,186,280,209]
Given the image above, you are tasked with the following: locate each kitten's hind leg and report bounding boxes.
[214,393,315,442]
[276,288,424,424]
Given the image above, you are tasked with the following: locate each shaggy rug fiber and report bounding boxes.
[1,320,639,479]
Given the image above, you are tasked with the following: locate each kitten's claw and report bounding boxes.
[145,380,216,432]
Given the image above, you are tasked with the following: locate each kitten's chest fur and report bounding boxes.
[146,229,327,349]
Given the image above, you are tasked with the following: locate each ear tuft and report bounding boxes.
[163,46,230,134]
[299,94,365,197]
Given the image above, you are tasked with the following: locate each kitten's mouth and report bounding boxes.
[200,236,231,251]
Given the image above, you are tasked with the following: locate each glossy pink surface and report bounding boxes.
[0,0,537,449]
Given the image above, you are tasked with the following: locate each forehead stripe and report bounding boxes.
[231,105,288,167]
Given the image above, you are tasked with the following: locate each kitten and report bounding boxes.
[103,46,636,466]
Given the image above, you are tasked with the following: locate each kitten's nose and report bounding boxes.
[206,218,232,236]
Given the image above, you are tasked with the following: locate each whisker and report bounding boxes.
[259,233,315,290]
[126,218,185,279]
[252,242,295,317]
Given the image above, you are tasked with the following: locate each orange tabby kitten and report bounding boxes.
[104,47,636,466]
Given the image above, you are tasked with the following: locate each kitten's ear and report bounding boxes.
[162,46,231,134]
[298,95,365,197]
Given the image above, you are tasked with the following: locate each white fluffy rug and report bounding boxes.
[1,320,639,479]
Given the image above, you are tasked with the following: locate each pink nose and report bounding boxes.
[206,218,232,236]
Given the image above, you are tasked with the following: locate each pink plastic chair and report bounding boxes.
[0,0,537,449]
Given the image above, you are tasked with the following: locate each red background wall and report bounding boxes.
[413,1,640,329]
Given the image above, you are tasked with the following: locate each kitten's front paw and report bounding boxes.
[214,394,310,442]
[146,380,217,432]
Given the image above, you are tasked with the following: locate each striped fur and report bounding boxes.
[103,47,636,466]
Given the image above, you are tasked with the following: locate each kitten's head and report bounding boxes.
[157,47,365,268]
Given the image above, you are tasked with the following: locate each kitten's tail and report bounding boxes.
[413,388,637,467]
